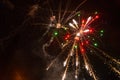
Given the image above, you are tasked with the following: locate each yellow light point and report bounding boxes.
[63,27,68,30]
[56,23,61,28]
[74,45,78,49]
[95,11,98,14]
[50,16,56,21]
[80,30,83,34]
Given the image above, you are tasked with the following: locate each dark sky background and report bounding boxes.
[0,0,120,80]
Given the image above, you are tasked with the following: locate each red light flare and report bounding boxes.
[95,15,99,19]
[85,40,89,44]
[83,28,94,35]
[81,42,84,46]
[81,19,85,27]
[79,44,85,54]
[64,34,70,40]
[89,28,94,33]
[82,19,85,24]
[91,15,99,22]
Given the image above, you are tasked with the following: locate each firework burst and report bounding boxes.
[32,0,120,80]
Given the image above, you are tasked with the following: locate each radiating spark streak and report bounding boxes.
[70,41,76,56]
[89,45,120,78]
[63,41,76,67]
[61,41,70,49]
[87,45,120,77]
[86,16,92,25]
[63,40,79,79]
[109,64,120,75]
[75,74,78,79]
[58,0,62,23]
[75,46,79,79]
[43,37,54,56]
[83,29,90,33]
[91,45,120,65]
[85,57,97,80]
[28,4,39,17]
[62,68,67,80]
[84,16,98,28]
[86,18,95,26]
[63,55,70,67]
[60,0,71,22]
[84,16,92,27]
[63,51,72,67]
[112,59,120,65]
[69,23,77,30]
[62,44,76,80]
[86,45,106,61]
[76,53,79,67]
[46,0,53,16]
[46,48,66,70]
[55,37,63,48]
[41,2,119,79]
[46,60,54,70]
[65,11,80,24]
[62,55,71,80]
[85,64,89,71]
[75,43,79,67]
[81,49,98,80]
[73,19,79,29]
[39,27,50,42]
[63,60,67,67]
[65,0,87,24]
[46,41,72,70]
[61,39,73,49]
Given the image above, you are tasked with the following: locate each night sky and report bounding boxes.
[0,0,120,80]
